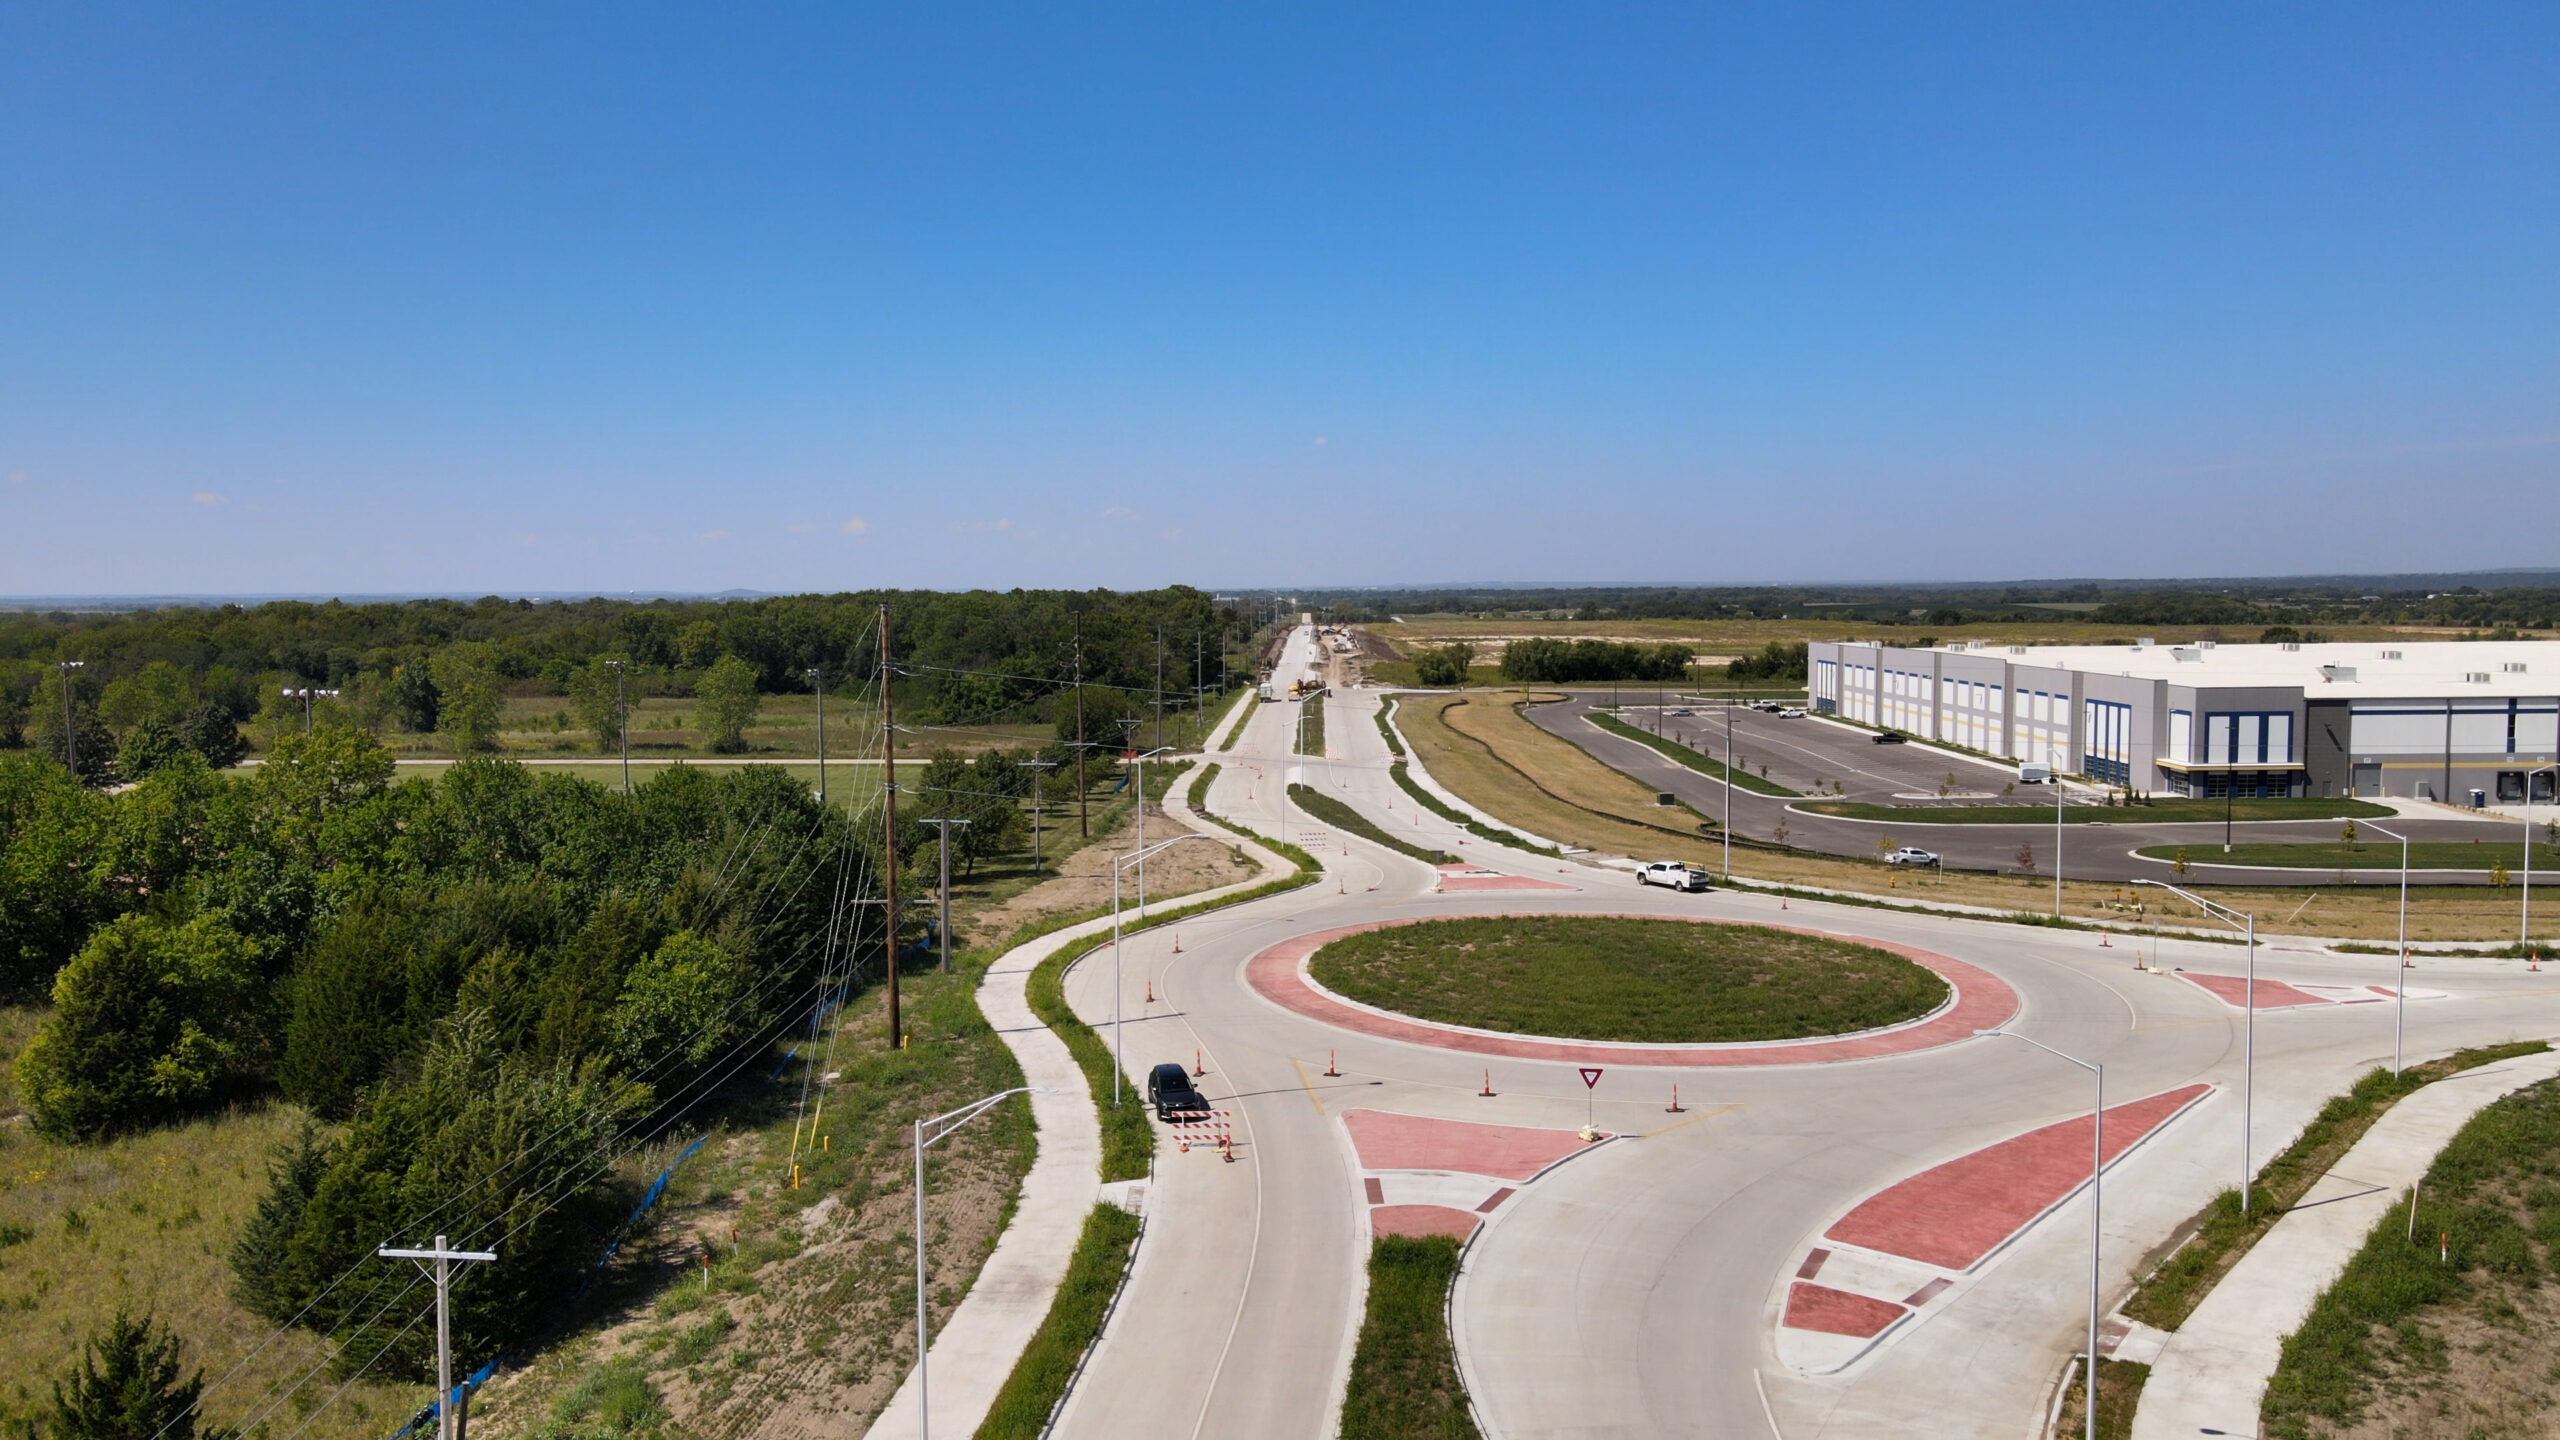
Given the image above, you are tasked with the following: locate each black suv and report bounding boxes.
[1870,731,1909,745]
[1148,1062,1213,1122]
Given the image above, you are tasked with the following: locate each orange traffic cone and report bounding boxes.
[1192,1048,1206,1078]
[1144,978,1155,1004]
[1325,1050,1341,1077]
[1479,1069,1496,1098]
[1666,1085,1685,1114]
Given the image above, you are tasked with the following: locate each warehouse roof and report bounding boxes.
[1859,640,2560,701]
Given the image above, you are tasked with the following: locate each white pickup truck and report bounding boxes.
[1636,861,1711,892]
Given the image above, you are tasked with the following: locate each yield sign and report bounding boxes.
[1578,1067,1604,1090]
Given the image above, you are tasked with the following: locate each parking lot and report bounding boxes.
[1611,698,2033,802]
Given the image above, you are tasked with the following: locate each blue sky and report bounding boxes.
[4,5,2555,595]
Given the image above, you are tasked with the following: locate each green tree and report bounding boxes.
[389,660,441,733]
[432,644,506,753]
[567,657,629,754]
[264,1016,642,1378]
[1410,643,1474,687]
[0,753,117,996]
[694,655,762,754]
[15,914,271,1140]
[604,930,754,1070]
[2340,818,2360,847]
[37,1310,230,1440]
[28,668,118,784]
[97,661,196,735]
[229,1122,337,1323]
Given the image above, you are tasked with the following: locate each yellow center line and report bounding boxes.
[1292,1057,1326,1114]
[1638,1103,1741,1138]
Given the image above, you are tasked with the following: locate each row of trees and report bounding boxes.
[0,587,1255,746]
[1497,638,1696,684]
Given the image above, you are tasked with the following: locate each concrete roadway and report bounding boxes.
[1049,629,2560,1439]
[1529,690,2526,888]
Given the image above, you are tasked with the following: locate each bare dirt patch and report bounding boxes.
[963,800,1254,946]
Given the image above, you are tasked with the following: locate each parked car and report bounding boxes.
[1871,731,1908,744]
[1777,707,1806,718]
[1751,699,1783,712]
[1148,1062,1213,1122]
[1637,861,1711,891]
[1881,846,1941,867]
[1670,707,1695,716]
[2017,762,2052,785]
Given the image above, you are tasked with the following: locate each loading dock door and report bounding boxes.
[2351,763,2382,797]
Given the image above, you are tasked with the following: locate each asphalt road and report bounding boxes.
[1531,690,2528,887]
[1046,631,2560,1439]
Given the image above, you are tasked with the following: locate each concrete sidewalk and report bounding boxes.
[2131,1047,2560,1440]
[864,776,1297,1440]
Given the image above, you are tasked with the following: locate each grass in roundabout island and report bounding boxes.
[1307,916,1947,1044]
[2134,840,2549,871]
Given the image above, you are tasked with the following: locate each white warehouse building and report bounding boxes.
[1805,639,2560,804]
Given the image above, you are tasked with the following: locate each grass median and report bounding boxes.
[1339,1235,1481,1440]
[1308,915,1947,1043]
[973,1202,1143,1440]
[1589,710,1800,796]
[2136,840,2552,872]
[1803,797,2392,824]
[2124,1041,2550,1332]
[2261,1067,2560,1439]
[1289,783,1456,865]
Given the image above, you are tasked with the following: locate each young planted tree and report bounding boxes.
[432,644,507,753]
[567,656,629,754]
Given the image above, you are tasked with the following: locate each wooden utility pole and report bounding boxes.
[1074,614,1089,838]
[879,605,901,1048]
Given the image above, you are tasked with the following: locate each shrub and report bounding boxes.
[16,914,271,1141]
[1410,644,1474,687]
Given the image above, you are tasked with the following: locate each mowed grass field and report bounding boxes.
[1308,916,1948,1043]
[1395,692,2560,944]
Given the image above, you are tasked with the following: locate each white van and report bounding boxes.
[2017,762,2052,785]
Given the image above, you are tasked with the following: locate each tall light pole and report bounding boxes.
[1130,744,1175,913]
[52,660,82,775]
[912,1087,1049,1440]
[1017,760,1057,871]
[920,819,970,974]
[377,1236,498,1440]
[1975,1030,2102,1440]
[605,659,629,793]
[1110,834,1227,1104]
[2135,878,2259,1213]
[282,686,340,736]
[1723,698,1735,879]
[2050,745,2067,918]
[2361,819,2414,1074]
[2523,765,2558,955]
[807,666,827,807]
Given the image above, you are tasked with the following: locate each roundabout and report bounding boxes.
[1245,913,2019,1067]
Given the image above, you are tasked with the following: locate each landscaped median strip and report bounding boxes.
[1588,709,1800,796]
[1339,1234,1484,1440]
[962,769,1324,1438]
[1290,782,1458,865]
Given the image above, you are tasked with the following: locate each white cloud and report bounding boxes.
[956,517,1016,533]
[841,515,870,535]
[787,520,818,534]
[5,469,26,484]
[1100,505,1140,522]
[191,491,228,506]
[698,529,730,542]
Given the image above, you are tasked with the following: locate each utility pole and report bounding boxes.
[53,660,82,775]
[1017,760,1057,870]
[1073,615,1089,838]
[1154,625,1165,752]
[606,659,629,793]
[921,819,970,974]
[880,605,902,1049]
[807,666,827,806]
[1194,629,1205,745]
[377,1236,497,1440]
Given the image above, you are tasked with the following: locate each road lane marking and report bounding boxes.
[1292,1057,1326,1114]
[1637,1103,1740,1138]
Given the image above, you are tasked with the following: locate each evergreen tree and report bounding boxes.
[39,1311,229,1440]
[230,1123,337,1324]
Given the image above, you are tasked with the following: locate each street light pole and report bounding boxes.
[1017,760,1057,871]
[2051,746,2067,918]
[2523,766,2558,954]
[912,1087,1049,1440]
[1110,834,1227,1105]
[920,819,970,975]
[1723,699,1735,880]
[2363,820,2414,1074]
[606,660,629,793]
[1976,1030,2102,1440]
[807,667,826,807]
[378,1236,498,1440]
[282,686,340,736]
[2135,878,2259,1213]
[53,660,83,775]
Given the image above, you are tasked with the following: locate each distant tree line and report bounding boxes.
[1497,638,1695,684]
[0,588,1258,775]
